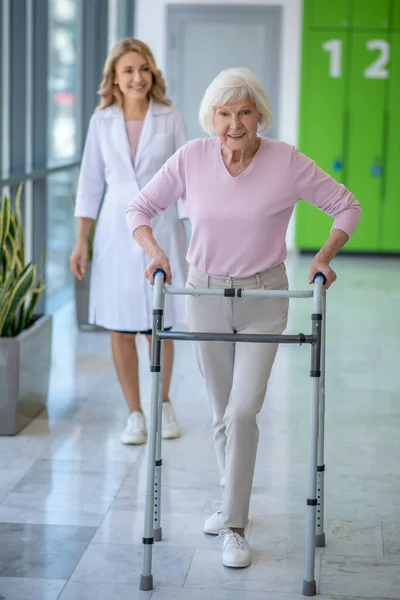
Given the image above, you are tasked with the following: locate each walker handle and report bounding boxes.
[153,269,167,281]
[313,272,327,285]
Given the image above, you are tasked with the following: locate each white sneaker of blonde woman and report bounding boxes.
[219,530,252,568]
[161,401,181,439]
[120,411,147,445]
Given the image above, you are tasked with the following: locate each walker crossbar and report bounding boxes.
[165,287,314,299]
[156,331,317,345]
[139,269,327,597]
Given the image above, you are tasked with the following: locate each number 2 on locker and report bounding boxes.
[323,39,390,79]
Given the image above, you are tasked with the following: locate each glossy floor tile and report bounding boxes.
[70,543,194,586]
[91,509,252,549]
[0,254,399,599]
[0,470,28,496]
[184,548,320,594]
[151,591,395,600]
[0,577,66,600]
[0,523,96,579]
[58,581,151,599]
[0,490,115,526]
[112,485,209,514]
[319,555,400,598]
[247,517,383,557]
[382,523,400,556]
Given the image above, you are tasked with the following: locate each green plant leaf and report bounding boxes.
[0,287,11,320]
[0,185,46,337]
[20,283,46,332]
[1,243,10,283]
[0,274,14,331]
[13,301,27,337]
[0,197,11,258]
[14,183,25,264]
[0,261,15,306]
[5,232,17,273]
[0,264,35,336]
[19,271,45,332]
[8,213,17,240]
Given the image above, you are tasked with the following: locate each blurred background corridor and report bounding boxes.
[0,1,399,599]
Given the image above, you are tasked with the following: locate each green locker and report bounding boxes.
[296,0,400,254]
[381,33,400,250]
[392,0,400,30]
[307,0,350,29]
[295,31,348,250]
[306,0,398,30]
[345,32,388,250]
[350,0,390,30]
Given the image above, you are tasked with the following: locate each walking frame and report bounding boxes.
[140,269,327,597]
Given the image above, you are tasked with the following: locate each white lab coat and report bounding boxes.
[74,99,188,331]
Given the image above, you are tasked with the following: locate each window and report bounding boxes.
[48,0,80,163]
[46,168,78,307]
[1,0,10,182]
[108,0,134,49]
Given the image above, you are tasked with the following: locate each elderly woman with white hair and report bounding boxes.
[126,67,362,568]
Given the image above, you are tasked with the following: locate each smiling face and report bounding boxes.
[213,98,262,151]
[113,51,153,101]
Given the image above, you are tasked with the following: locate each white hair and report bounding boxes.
[199,67,273,135]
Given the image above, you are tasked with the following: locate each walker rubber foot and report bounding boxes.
[140,575,153,591]
[302,579,317,596]
[316,533,326,547]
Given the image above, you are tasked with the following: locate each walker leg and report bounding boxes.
[153,337,164,543]
[303,281,323,596]
[316,292,326,548]
[140,277,165,591]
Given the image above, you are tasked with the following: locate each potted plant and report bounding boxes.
[0,187,52,435]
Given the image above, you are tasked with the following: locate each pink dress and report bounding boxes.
[125,120,144,164]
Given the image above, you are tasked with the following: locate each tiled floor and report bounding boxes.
[0,253,399,600]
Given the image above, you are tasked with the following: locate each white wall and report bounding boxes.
[135,0,303,249]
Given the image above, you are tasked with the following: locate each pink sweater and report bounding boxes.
[126,137,362,278]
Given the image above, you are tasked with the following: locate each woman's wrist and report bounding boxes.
[315,229,349,264]
[314,249,330,264]
[77,234,88,246]
[77,217,94,245]
[148,247,166,261]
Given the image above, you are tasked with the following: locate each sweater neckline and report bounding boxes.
[216,136,264,180]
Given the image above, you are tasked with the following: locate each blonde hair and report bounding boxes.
[199,67,272,134]
[97,38,171,110]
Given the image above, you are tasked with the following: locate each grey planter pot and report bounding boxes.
[74,261,102,332]
[0,314,53,435]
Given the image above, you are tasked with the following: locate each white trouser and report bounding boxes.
[186,263,289,528]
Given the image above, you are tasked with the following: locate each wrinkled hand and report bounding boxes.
[69,242,88,280]
[145,252,172,285]
[308,258,337,290]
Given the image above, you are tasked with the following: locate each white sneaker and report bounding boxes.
[162,402,181,439]
[204,502,223,535]
[120,411,147,445]
[220,530,252,568]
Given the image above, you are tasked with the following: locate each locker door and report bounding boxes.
[345,32,389,250]
[307,0,350,29]
[350,0,390,30]
[296,31,348,250]
[381,33,400,251]
[392,0,400,30]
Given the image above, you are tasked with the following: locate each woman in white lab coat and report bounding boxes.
[70,38,188,445]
